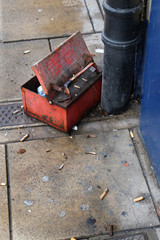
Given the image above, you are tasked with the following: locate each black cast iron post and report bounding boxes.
[101,0,143,114]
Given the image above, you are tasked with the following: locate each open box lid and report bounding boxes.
[32,31,94,104]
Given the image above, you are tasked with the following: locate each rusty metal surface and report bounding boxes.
[0,103,38,127]
[108,233,147,240]
[32,32,93,103]
[54,67,102,108]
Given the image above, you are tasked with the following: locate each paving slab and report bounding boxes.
[7,130,159,240]
[85,0,104,32]
[0,187,10,240]
[0,40,49,102]
[1,0,93,42]
[0,145,9,240]
[50,33,104,68]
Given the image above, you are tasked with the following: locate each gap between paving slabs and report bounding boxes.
[6,129,159,240]
[0,145,10,240]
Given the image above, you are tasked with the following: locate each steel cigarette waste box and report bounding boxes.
[21,32,102,132]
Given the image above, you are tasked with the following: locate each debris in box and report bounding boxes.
[74,84,80,89]
[100,188,109,200]
[20,134,29,142]
[82,77,87,82]
[37,86,46,98]
[17,148,26,154]
[71,238,77,240]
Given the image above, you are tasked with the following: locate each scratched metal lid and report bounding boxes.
[32,31,93,104]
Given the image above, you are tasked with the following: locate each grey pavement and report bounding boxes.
[0,1,160,240]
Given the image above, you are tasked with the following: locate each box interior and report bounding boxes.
[22,76,40,94]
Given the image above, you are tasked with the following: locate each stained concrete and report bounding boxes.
[0,40,49,102]
[1,0,93,42]
[0,145,9,240]
[7,130,159,240]
[50,33,104,68]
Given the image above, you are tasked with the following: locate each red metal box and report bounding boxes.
[21,32,102,132]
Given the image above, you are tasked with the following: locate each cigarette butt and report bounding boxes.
[46,149,51,152]
[62,152,67,159]
[85,152,96,155]
[134,196,144,202]
[71,238,76,240]
[100,188,108,200]
[82,78,88,82]
[23,50,30,54]
[74,85,80,89]
[0,183,6,186]
[18,127,21,131]
[130,130,134,139]
[59,164,64,170]
[20,134,29,142]
[87,134,97,138]
[13,110,20,115]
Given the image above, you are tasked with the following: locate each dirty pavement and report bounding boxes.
[0,1,160,240]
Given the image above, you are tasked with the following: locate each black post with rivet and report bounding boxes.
[101,0,142,114]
